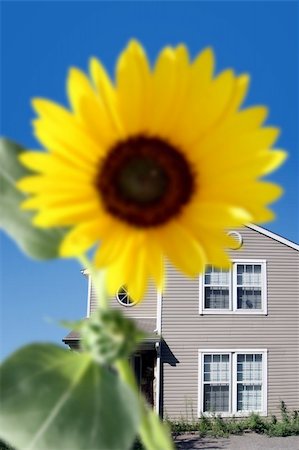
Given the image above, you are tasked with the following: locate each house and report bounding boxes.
[63,224,299,420]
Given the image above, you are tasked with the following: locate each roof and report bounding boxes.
[63,316,158,344]
[247,224,299,251]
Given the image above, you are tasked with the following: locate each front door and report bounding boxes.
[132,351,156,407]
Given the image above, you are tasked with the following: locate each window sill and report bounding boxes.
[199,410,267,418]
[200,310,267,316]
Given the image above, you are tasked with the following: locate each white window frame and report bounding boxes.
[116,285,137,307]
[198,349,268,418]
[199,260,267,315]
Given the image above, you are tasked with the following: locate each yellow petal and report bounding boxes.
[225,73,250,115]
[19,151,96,179]
[194,106,269,163]
[207,150,287,181]
[19,151,49,172]
[20,187,96,210]
[17,175,94,194]
[200,181,283,205]
[248,206,276,223]
[175,69,235,148]
[177,218,234,268]
[181,202,252,229]
[116,40,151,136]
[94,223,133,267]
[105,260,128,297]
[198,237,232,268]
[199,149,287,185]
[105,233,139,295]
[159,45,190,138]
[60,218,112,257]
[67,68,118,148]
[32,200,100,227]
[145,235,164,290]
[196,126,280,169]
[191,47,214,86]
[32,99,104,165]
[153,221,206,277]
[239,127,280,150]
[223,106,269,134]
[146,47,178,135]
[89,57,124,136]
[126,245,148,301]
[67,67,93,115]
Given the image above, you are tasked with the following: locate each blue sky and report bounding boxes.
[1,0,298,360]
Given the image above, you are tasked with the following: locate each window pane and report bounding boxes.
[237,384,262,411]
[204,385,229,412]
[205,287,229,309]
[237,264,261,286]
[237,288,261,309]
[204,354,230,382]
[205,266,229,285]
[237,354,263,382]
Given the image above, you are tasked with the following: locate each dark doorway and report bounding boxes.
[132,350,156,406]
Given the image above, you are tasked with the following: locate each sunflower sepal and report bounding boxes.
[81,309,145,366]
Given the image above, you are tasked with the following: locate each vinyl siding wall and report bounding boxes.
[161,227,299,419]
[89,279,157,321]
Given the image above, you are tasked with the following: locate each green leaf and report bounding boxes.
[0,344,141,450]
[0,138,66,259]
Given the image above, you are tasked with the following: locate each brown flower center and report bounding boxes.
[96,136,195,227]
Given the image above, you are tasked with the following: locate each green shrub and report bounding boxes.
[198,414,211,437]
[210,415,228,437]
[280,401,290,423]
[226,416,248,435]
[245,413,269,434]
[167,401,299,438]
[266,401,299,436]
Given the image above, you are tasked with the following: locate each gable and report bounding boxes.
[227,226,299,262]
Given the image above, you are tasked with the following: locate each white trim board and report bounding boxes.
[86,274,92,318]
[156,291,162,335]
[247,224,299,251]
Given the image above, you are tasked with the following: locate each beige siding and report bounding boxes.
[89,279,157,321]
[161,227,299,419]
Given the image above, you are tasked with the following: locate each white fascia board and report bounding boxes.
[81,268,90,276]
[156,291,162,335]
[247,224,299,251]
[86,274,91,318]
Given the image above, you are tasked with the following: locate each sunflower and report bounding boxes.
[17,40,286,300]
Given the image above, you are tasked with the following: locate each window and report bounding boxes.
[200,260,267,314]
[237,354,263,412]
[116,285,136,306]
[203,354,230,412]
[199,350,267,416]
[236,264,262,310]
[204,266,230,309]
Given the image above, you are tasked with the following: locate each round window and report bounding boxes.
[116,286,137,306]
[227,231,243,249]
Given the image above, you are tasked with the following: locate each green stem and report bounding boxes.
[115,359,174,450]
[78,256,173,450]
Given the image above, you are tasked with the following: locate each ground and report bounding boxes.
[174,432,299,450]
